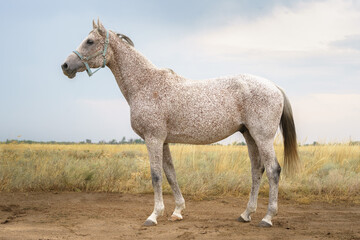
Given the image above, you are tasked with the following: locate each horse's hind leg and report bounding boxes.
[238,129,264,223]
[163,143,185,221]
[254,137,281,227]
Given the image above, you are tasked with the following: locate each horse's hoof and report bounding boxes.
[258,220,272,227]
[143,219,157,226]
[169,214,183,221]
[237,216,250,222]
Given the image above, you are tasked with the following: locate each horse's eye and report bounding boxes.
[87,39,94,45]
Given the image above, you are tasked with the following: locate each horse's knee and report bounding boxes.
[151,169,162,185]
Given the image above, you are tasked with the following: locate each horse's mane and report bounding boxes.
[113,31,134,47]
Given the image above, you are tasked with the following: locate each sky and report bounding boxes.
[0,0,359,144]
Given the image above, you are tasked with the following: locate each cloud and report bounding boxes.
[331,34,360,51]
[292,93,360,142]
[189,0,360,55]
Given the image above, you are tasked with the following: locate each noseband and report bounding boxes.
[73,31,109,77]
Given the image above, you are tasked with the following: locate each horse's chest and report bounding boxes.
[129,105,165,138]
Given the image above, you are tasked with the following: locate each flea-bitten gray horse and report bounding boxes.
[61,20,299,227]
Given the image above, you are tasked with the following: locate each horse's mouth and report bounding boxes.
[68,72,76,79]
[63,69,77,79]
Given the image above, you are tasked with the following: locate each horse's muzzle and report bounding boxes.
[61,61,77,79]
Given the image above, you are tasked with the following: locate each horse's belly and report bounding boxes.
[165,112,242,144]
[165,130,238,144]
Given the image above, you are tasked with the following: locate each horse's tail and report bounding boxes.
[278,87,300,175]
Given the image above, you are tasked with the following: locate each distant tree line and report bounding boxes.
[3,139,78,145]
[94,137,145,144]
[2,137,145,145]
[231,141,246,146]
[302,141,360,146]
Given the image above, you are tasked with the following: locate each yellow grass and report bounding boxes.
[0,143,359,203]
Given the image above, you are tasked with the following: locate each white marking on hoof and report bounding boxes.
[144,212,158,226]
[169,213,183,221]
[258,219,272,227]
[143,219,157,226]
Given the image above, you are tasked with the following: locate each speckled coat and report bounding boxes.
[62,20,299,228]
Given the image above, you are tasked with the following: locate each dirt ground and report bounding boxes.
[0,193,359,240]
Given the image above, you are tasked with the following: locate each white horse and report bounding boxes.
[62,20,299,227]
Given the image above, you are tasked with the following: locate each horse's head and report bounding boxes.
[61,20,113,78]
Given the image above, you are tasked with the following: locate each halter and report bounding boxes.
[73,30,109,77]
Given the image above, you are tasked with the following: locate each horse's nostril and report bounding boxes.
[62,63,68,70]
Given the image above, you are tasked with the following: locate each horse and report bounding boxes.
[61,20,299,227]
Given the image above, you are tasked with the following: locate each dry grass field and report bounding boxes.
[0,143,359,203]
[0,143,359,239]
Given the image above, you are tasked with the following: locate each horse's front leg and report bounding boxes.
[163,143,185,221]
[144,137,165,226]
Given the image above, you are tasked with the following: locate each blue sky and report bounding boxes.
[0,0,359,143]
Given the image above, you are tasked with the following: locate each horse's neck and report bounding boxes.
[107,35,157,103]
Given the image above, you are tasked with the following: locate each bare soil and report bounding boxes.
[0,192,359,240]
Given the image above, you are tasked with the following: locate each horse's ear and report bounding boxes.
[92,19,97,30]
[97,19,107,37]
